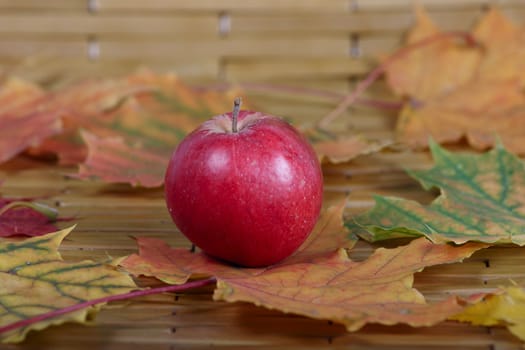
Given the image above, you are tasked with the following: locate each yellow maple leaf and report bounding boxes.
[0,226,137,343]
[451,285,525,341]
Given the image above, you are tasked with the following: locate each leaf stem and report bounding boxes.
[232,97,242,133]
[317,31,478,129]
[0,277,217,337]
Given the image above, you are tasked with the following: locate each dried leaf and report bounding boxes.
[121,204,485,331]
[283,199,356,264]
[215,239,484,331]
[396,80,525,154]
[122,202,356,284]
[19,70,243,186]
[383,6,480,101]
[390,8,525,152]
[0,199,58,238]
[76,130,170,188]
[0,226,137,343]
[305,128,391,164]
[450,285,525,341]
[62,71,242,187]
[27,76,157,165]
[352,141,525,245]
[0,78,62,163]
[473,8,525,84]
[0,184,60,238]
[121,238,254,285]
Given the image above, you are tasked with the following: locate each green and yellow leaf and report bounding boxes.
[0,226,137,343]
[351,140,525,245]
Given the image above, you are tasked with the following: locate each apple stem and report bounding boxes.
[232,97,242,133]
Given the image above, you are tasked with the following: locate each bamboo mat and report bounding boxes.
[1,0,525,348]
[1,0,524,87]
[1,96,525,349]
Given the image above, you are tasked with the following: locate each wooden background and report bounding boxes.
[1,0,525,349]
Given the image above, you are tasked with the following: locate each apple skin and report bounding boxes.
[164,110,323,267]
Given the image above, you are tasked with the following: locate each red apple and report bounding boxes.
[164,99,323,267]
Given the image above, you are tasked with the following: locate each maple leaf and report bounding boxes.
[388,7,525,152]
[214,239,484,331]
[0,78,62,164]
[383,6,481,101]
[396,79,525,154]
[5,70,243,187]
[473,8,525,85]
[0,197,59,238]
[303,127,391,164]
[121,202,356,284]
[450,285,525,341]
[351,141,525,245]
[27,76,157,165]
[284,200,357,264]
[0,226,137,343]
[74,72,243,187]
[121,204,486,331]
[76,130,171,188]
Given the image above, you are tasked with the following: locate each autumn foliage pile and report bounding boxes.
[1,6,525,345]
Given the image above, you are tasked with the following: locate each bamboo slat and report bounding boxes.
[95,0,525,13]
[230,10,481,34]
[0,0,85,11]
[97,0,350,13]
[225,58,373,81]
[354,0,525,12]
[0,39,85,59]
[0,14,219,36]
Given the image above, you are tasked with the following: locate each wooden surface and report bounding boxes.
[1,0,525,349]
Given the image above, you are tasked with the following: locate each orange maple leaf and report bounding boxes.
[473,8,525,84]
[121,202,356,284]
[0,78,62,163]
[73,72,243,187]
[214,239,484,331]
[27,75,157,165]
[383,6,481,101]
[121,203,486,331]
[396,79,525,153]
[312,134,391,164]
[39,71,242,187]
[389,7,525,152]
